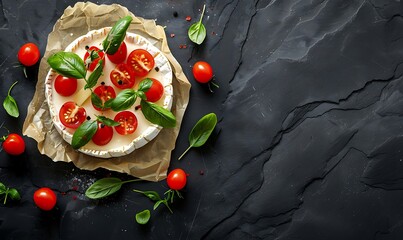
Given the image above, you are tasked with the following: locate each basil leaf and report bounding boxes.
[140,100,176,128]
[3,96,19,118]
[103,16,133,55]
[91,92,103,110]
[8,188,20,201]
[188,5,207,45]
[48,52,87,79]
[189,113,217,147]
[178,113,217,160]
[137,91,147,101]
[97,116,120,127]
[138,78,153,93]
[153,200,165,210]
[111,89,137,111]
[85,60,104,89]
[3,81,19,118]
[104,98,114,109]
[133,189,161,201]
[0,183,6,194]
[71,120,98,149]
[135,209,150,225]
[85,178,123,199]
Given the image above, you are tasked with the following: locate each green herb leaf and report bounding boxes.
[133,189,161,201]
[97,116,120,127]
[153,200,165,210]
[91,92,103,109]
[140,100,176,128]
[71,120,98,149]
[103,16,133,55]
[104,98,114,109]
[8,188,20,201]
[111,89,137,111]
[85,60,104,89]
[85,178,123,199]
[0,183,6,194]
[137,91,147,101]
[138,78,153,93]
[135,209,151,225]
[47,52,87,79]
[178,113,217,160]
[3,81,19,118]
[188,4,207,45]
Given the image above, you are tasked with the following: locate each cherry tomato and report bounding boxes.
[1,133,25,155]
[110,63,136,89]
[127,49,155,77]
[18,43,40,66]
[145,78,164,102]
[59,101,86,129]
[167,168,187,190]
[92,122,113,146]
[107,41,127,64]
[33,187,57,211]
[193,61,213,83]
[54,75,77,97]
[114,111,138,135]
[83,46,105,71]
[92,85,116,111]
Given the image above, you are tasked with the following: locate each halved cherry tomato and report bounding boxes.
[83,46,105,71]
[92,84,116,111]
[114,111,138,135]
[145,78,164,102]
[1,133,25,155]
[107,41,127,64]
[127,49,155,77]
[54,75,77,97]
[33,187,57,211]
[92,122,113,146]
[59,101,86,129]
[18,43,40,66]
[110,63,136,89]
[193,61,213,83]
[167,168,187,190]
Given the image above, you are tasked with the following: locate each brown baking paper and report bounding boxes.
[22,2,191,182]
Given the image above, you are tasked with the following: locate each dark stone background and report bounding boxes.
[0,0,403,239]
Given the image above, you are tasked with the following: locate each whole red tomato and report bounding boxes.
[18,43,40,66]
[1,133,25,155]
[167,168,187,190]
[33,187,57,211]
[192,61,213,83]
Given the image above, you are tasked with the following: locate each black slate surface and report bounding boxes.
[1,0,403,239]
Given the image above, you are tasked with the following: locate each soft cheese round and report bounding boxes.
[45,28,173,158]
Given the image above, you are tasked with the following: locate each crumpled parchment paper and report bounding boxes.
[22,2,191,182]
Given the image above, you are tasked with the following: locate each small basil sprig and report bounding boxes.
[85,177,141,199]
[3,81,19,118]
[85,60,104,89]
[71,115,120,150]
[0,182,20,205]
[178,113,217,160]
[188,4,207,45]
[103,16,133,55]
[111,78,176,128]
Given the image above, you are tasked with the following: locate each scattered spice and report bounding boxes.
[135,105,141,110]
[199,170,204,175]
[155,66,160,72]
[170,33,175,38]
[173,11,178,18]
[179,44,187,49]
[86,116,91,121]
[186,16,192,21]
